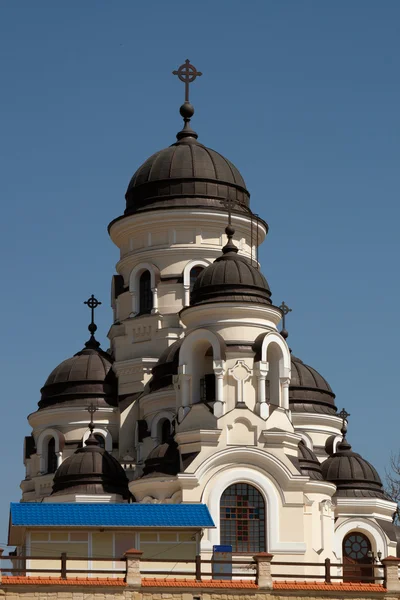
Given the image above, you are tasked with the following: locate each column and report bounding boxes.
[382,557,400,592]
[176,365,191,422]
[280,377,290,410]
[56,451,62,468]
[253,552,273,590]
[254,361,269,419]
[213,360,226,418]
[151,287,159,314]
[184,284,190,307]
[129,291,137,317]
[124,549,142,588]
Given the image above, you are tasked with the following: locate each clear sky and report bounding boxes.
[0,1,399,545]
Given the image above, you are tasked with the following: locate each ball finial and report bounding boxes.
[180,102,194,119]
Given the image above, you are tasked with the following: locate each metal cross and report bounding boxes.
[87,403,96,432]
[279,301,292,330]
[338,407,350,437]
[84,294,101,335]
[173,59,202,102]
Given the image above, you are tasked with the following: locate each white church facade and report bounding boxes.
[16,62,399,580]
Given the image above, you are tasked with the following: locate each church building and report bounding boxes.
[4,61,400,598]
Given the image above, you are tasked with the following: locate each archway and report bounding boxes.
[343,532,373,582]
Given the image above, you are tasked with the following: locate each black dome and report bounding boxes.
[298,441,323,481]
[289,355,336,414]
[39,343,117,410]
[150,339,182,393]
[190,228,271,307]
[142,439,180,477]
[321,438,386,499]
[124,134,250,216]
[51,433,130,499]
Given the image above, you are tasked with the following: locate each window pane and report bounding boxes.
[139,271,152,314]
[220,483,265,553]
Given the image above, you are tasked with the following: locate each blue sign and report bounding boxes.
[212,544,232,580]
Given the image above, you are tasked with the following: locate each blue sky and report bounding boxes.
[0,1,399,544]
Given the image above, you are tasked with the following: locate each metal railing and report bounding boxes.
[0,553,389,585]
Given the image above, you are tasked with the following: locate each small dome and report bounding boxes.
[321,438,386,499]
[125,136,250,217]
[190,227,271,307]
[142,439,180,477]
[150,339,182,393]
[39,345,117,409]
[51,433,130,500]
[298,441,323,480]
[289,355,336,414]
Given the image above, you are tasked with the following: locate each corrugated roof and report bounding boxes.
[10,502,214,528]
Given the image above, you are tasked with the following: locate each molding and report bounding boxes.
[175,429,222,448]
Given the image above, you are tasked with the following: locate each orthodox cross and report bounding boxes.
[87,403,96,434]
[279,301,292,339]
[173,59,202,103]
[84,294,101,336]
[338,408,350,438]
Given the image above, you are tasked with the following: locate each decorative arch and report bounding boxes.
[128,262,160,316]
[36,429,65,474]
[334,518,388,562]
[298,432,314,450]
[150,410,174,442]
[253,331,291,417]
[201,464,306,554]
[82,427,113,452]
[183,259,211,306]
[178,329,226,417]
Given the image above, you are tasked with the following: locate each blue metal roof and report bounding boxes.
[10,503,214,528]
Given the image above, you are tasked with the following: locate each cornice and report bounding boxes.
[109,209,267,246]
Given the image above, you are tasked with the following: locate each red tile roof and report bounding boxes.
[1,576,126,587]
[273,581,385,592]
[142,578,257,588]
[0,576,386,592]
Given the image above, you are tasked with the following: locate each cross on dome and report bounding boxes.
[338,407,350,439]
[279,301,292,340]
[173,59,202,103]
[84,294,101,349]
[172,60,202,141]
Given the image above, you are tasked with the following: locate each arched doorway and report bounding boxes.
[343,532,373,582]
[220,483,266,553]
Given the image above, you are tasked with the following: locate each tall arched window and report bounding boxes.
[190,266,204,292]
[220,483,266,553]
[343,532,373,582]
[161,420,170,444]
[47,438,58,474]
[139,270,152,314]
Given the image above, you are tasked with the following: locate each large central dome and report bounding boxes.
[124,102,250,216]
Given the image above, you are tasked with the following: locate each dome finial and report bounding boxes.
[336,407,352,452]
[279,301,292,340]
[173,60,202,141]
[338,407,351,440]
[85,403,99,446]
[84,294,101,349]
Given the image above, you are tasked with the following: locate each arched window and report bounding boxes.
[94,434,105,449]
[220,483,266,553]
[189,266,204,292]
[161,420,170,444]
[343,532,373,582]
[139,270,152,314]
[47,438,58,474]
